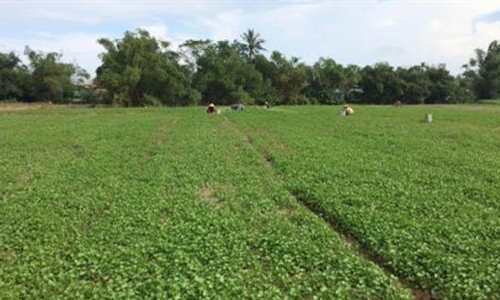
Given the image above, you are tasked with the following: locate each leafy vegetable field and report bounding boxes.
[1,105,498,299]
[226,105,500,299]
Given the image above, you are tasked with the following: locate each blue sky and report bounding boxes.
[1,0,499,76]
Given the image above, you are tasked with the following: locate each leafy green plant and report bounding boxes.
[227,104,500,299]
[0,106,410,299]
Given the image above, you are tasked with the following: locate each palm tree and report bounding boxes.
[241,29,266,62]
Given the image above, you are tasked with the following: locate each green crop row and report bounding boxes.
[0,108,411,299]
[226,105,500,299]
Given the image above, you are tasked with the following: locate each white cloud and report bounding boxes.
[138,22,194,51]
[2,32,104,75]
[427,20,443,32]
[141,23,170,41]
[375,19,396,28]
[0,0,211,24]
[1,0,499,76]
[407,1,500,72]
[435,21,500,63]
[198,10,245,41]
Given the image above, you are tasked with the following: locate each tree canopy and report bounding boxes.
[0,52,27,101]
[0,48,83,103]
[241,29,266,62]
[1,28,497,106]
[95,29,197,106]
[461,40,500,100]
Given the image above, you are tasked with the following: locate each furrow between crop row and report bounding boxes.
[288,190,438,300]
[221,115,432,300]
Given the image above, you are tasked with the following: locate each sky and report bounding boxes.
[1,0,499,77]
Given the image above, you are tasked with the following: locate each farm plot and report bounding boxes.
[0,108,411,299]
[226,105,500,299]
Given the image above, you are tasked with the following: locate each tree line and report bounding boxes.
[1,29,499,106]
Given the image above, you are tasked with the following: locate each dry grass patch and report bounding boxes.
[199,187,220,207]
[0,102,53,112]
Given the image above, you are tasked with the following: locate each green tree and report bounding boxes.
[241,29,266,62]
[424,64,457,103]
[96,29,196,107]
[395,63,472,104]
[252,54,279,105]
[179,39,212,76]
[396,64,430,104]
[462,40,500,99]
[359,63,403,104]
[479,40,500,99]
[0,52,30,101]
[24,47,76,103]
[306,58,345,104]
[267,51,309,105]
[193,40,263,105]
[342,64,362,103]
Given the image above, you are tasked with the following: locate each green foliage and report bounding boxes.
[425,64,458,103]
[96,29,193,107]
[179,39,212,76]
[183,88,202,106]
[306,58,345,104]
[0,49,84,103]
[230,87,254,105]
[397,63,472,104]
[0,107,412,299]
[143,94,162,107]
[241,29,266,62]
[305,58,364,105]
[360,62,404,104]
[227,105,500,299]
[268,52,309,105]
[396,65,430,104]
[0,52,28,101]
[193,40,263,105]
[3,105,496,298]
[25,47,76,103]
[2,105,499,298]
[2,30,497,106]
[462,40,500,100]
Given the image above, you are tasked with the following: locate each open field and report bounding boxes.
[1,105,499,299]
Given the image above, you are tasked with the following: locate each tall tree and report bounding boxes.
[424,63,457,103]
[480,40,500,99]
[96,29,197,106]
[252,54,280,105]
[268,51,309,105]
[241,29,266,62]
[462,40,500,99]
[342,64,362,103]
[396,64,430,104]
[0,52,30,101]
[24,47,76,103]
[359,63,403,104]
[179,39,212,76]
[306,58,345,104]
[193,40,263,105]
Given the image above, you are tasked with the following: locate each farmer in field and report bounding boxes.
[341,104,354,116]
[231,103,245,111]
[207,102,217,114]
